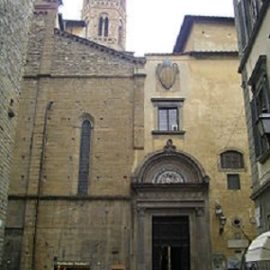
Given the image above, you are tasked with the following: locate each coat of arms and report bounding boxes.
[156,59,179,90]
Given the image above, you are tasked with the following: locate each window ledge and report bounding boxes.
[152,130,186,135]
[218,168,246,173]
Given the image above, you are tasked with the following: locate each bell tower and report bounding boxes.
[82,0,126,51]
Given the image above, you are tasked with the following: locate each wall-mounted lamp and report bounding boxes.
[215,202,227,234]
[256,113,270,136]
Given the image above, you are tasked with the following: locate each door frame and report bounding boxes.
[152,215,191,270]
[132,183,211,270]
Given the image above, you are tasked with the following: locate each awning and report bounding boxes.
[246,232,270,262]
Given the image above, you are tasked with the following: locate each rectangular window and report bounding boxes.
[158,107,178,131]
[151,98,185,135]
[227,174,241,190]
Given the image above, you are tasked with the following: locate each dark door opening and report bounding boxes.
[152,216,190,270]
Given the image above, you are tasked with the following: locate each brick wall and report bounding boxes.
[0,0,34,264]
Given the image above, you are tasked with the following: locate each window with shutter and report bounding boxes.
[249,55,270,159]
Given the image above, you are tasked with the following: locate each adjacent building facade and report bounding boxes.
[0,0,35,263]
[2,1,257,270]
[234,0,270,233]
[139,16,255,270]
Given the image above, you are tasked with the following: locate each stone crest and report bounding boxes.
[156,59,179,90]
[164,139,176,152]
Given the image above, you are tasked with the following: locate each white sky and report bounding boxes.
[60,0,234,56]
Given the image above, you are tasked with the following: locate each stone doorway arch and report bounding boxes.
[131,140,211,270]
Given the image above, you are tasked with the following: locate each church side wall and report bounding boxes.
[5,7,145,267]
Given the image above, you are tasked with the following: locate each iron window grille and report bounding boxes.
[220,151,244,169]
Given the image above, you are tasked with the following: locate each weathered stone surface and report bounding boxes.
[6,2,144,269]
[81,0,126,50]
[0,0,34,264]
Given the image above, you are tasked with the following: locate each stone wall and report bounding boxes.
[0,0,34,264]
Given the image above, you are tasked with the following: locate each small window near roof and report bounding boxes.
[220,151,244,169]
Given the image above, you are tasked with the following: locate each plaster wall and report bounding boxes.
[184,22,238,52]
[140,53,255,262]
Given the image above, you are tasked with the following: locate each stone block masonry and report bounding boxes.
[0,0,34,264]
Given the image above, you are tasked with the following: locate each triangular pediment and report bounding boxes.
[52,29,145,77]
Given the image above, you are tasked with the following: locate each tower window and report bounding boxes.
[118,20,123,45]
[98,17,103,36]
[121,0,126,8]
[104,17,109,37]
[98,14,109,37]
[78,120,92,195]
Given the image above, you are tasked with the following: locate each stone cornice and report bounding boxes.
[8,194,131,201]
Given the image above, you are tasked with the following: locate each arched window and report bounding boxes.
[78,120,92,195]
[98,14,109,37]
[220,150,244,169]
[121,0,126,9]
[118,20,123,45]
[98,17,103,36]
[104,17,109,37]
[85,18,89,38]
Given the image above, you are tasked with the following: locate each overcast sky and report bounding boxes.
[60,0,235,55]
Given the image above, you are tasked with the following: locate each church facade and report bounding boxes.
[2,1,256,270]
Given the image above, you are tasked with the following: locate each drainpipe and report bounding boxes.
[32,101,53,270]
